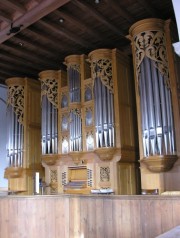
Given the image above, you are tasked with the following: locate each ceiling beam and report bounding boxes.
[38,19,95,48]
[24,27,72,53]
[136,0,160,17]
[0,0,70,44]
[0,43,57,68]
[72,0,126,37]
[55,9,103,41]
[0,61,37,76]
[0,0,26,13]
[12,35,58,58]
[0,50,42,71]
[104,0,135,24]
[0,11,12,23]
[0,68,24,77]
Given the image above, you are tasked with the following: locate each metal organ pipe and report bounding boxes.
[158,71,169,155]
[67,64,82,152]
[139,63,149,156]
[150,61,163,155]
[42,93,58,154]
[139,57,176,157]
[7,95,24,167]
[39,70,58,155]
[92,58,115,149]
[144,57,156,155]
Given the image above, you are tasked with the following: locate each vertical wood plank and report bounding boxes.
[36,198,46,238]
[69,197,81,238]
[113,198,122,238]
[149,199,162,237]
[140,199,153,238]
[172,199,180,227]
[26,198,39,238]
[87,198,96,238]
[45,197,55,238]
[8,198,18,238]
[80,197,88,237]
[55,196,70,238]
[160,199,174,234]
[129,199,142,238]
[95,197,105,238]
[104,199,114,238]
[0,199,9,238]
[120,199,132,238]
[17,199,27,238]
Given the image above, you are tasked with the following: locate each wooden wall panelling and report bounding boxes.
[1,195,180,237]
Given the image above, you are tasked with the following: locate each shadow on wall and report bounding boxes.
[0,84,8,189]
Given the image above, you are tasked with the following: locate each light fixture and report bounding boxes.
[95,0,100,4]
[18,42,24,47]
[59,18,64,23]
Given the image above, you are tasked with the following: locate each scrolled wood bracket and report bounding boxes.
[140,155,178,173]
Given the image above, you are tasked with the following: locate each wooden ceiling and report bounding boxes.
[0,0,176,84]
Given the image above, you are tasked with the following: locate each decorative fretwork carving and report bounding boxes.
[86,130,94,138]
[61,113,69,132]
[100,167,110,182]
[91,59,113,92]
[7,85,24,125]
[50,169,58,183]
[41,78,58,108]
[70,108,81,116]
[67,64,80,73]
[61,91,68,108]
[62,171,67,186]
[87,169,93,187]
[134,31,170,88]
[84,83,92,91]
[85,107,93,126]
[50,169,58,193]
[84,83,93,101]
[62,134,69,141]
[62,134,69,154]
[86,130,94,151]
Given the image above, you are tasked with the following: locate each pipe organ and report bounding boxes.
[41,49,139,195]
[3,19,180,195]
[128,18,180,192]
[4,77,43,194]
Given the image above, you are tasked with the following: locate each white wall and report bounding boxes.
[172,0,180,41]
[0,84,8,189]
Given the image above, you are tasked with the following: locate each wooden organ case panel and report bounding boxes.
[4,77,43,194]
[128,18,180,193]
[41,50,139,195]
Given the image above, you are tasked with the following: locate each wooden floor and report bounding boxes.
[0,194,180,238]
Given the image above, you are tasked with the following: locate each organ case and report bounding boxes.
[128,18,180,192]
[4,77,43,194]
[41,49,139,195]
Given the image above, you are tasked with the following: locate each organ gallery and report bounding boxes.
[4,18,180,195]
